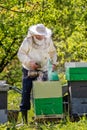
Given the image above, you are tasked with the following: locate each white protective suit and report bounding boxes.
[17,35,57,71]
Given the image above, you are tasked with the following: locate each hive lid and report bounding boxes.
[65,62,87,68]
[0,81,9,91]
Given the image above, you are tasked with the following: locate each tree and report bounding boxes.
[0,0,87,84]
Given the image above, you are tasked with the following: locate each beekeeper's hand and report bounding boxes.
[29,61,41,70]
[52,64,57,71]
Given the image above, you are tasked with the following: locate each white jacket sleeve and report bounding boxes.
[17,37,31,68]
[48,39,57,64]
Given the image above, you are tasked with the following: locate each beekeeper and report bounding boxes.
[17,23,57,124]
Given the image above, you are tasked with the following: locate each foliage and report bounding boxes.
[0,1,87,129]
[0,0,87,84]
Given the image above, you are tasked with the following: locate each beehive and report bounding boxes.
[33,81,63,118]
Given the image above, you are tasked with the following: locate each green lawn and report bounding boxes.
[0,90,87,130]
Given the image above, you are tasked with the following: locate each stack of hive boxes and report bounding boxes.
[33,81,63,119]
[0,81,9,123]
[65,62,87,117]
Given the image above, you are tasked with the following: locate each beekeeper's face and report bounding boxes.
[34,35,44,40]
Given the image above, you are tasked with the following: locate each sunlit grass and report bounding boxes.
[0,90,87,129]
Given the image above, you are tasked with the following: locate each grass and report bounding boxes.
[1,116,87,130]
[0,90,87,129]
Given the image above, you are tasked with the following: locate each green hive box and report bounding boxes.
[33,81,63,118]
[65,67,87,81]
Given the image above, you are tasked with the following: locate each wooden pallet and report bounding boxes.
[33,114,64,123]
